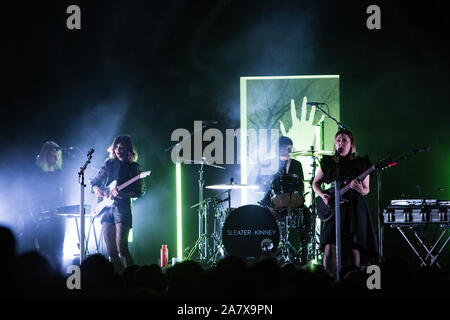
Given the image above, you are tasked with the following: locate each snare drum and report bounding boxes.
[222,205,280,260]
[270,174,304,209]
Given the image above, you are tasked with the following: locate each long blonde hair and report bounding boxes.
[36,141,62,172]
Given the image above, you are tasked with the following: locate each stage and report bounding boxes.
[1,0,449,301]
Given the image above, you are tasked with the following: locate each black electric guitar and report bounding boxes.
[316,158,392,222]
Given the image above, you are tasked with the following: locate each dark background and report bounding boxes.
[1,0,449,266]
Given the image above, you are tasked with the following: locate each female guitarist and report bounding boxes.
[312,129,378,275]
[91,135,143,272]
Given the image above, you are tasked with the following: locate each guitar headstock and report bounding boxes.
[375,157,394,171]
[140,171,152,179]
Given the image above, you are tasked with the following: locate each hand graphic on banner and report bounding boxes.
[280,97,324,151]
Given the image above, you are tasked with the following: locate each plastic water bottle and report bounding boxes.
[160,244,168,268]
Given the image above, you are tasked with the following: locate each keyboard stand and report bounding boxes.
[394,224,450,268]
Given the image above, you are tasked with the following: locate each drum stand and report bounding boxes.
[308,151,320,262]
[186,197,226,265]
[186,159,229,265]
[210,199,227,263]
[186,163,228,265]
[277,206,302,264]
[206,194,232,264]
[276,147,321,265]
[186,161,209,262]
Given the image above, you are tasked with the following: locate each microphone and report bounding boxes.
[87,148,95,157]
[337,147,343,155]
[306,102,326,105]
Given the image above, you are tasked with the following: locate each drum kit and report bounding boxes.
[186,147,331,266]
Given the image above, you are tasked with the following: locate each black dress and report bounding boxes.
[319,155,378,265]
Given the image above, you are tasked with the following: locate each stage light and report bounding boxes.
[63,218,80,261]
[309,258,319,271]
[128,228,133,242]
[63,215,103,261]
[176,162,182,260]
[240,78,248,205]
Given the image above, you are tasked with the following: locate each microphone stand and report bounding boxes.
[375,146,430,265]
[333,154,342,280]
[78,149,94,263]
[309,103,347,279]
[310,103,347,131]
[309,150,319,262]
[376,170,383,264]
[199,159,206,261]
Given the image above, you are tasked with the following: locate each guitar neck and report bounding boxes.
[117,175,140,191]
[340,165,375,195]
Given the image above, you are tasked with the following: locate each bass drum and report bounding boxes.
[222,205,280,260]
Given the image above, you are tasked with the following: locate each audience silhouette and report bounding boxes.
[1,225,449,301]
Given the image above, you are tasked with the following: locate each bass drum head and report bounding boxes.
[222,205,280,260]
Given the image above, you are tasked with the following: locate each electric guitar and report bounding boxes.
[316,158,392,222]
[93,171,151,217]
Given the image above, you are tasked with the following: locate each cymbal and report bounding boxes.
[206,183,259,190]
[289,150,334,157]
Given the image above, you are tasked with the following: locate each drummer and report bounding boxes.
[257,136,314,265]
[257,136,304,207]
